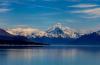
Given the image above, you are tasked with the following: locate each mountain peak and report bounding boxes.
[48,23,70,31]
[47,23,64,33]
[53,23,66,28]
[46,23,78,38]
[54,23,62,28]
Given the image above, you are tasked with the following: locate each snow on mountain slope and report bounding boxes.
[7,23,80,38]
[46,23,78,38]
[7,27,47,38]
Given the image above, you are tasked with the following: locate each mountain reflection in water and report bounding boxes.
[0,46,100,65]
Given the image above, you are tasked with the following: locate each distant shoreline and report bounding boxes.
[0,45,100,49]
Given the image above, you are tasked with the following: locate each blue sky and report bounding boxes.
[0,0,100,32]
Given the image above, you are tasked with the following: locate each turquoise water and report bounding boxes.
[0,46,100,65]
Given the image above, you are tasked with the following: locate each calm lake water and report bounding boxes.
[0,46,100,65]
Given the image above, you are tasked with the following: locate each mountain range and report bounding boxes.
[7,23,80,38]
[0,23,99,45]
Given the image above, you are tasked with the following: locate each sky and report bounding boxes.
[0,0,100,32]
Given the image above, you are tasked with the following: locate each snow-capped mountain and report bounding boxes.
[7,23,80,38]
[46,23,79,38]
[0,23,99,45]
[7,27,47,38]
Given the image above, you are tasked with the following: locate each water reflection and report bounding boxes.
[0,47,100,65]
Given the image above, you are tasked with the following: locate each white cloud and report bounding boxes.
[69,4,98,8]
[71,8,100,18]
[0,8,11,13]
[35,5,61,11]
[0,1,12,13]
[73,8,100,14]
[69,4,100,18]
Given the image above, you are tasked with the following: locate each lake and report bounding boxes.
[0,46,100,65]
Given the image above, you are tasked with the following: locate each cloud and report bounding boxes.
[0,8,11,13]
[69,4,98,8]
[34,5,62,11]
[0,2,12,13]
[68,4,100,18]
[36,12,63,16]
[73,8,100,15]
[71,7,100,18]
